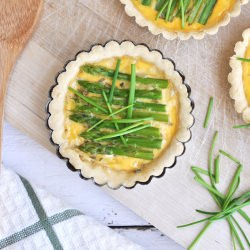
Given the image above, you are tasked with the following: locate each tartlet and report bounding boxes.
[120,0,248,40]
[47,41,194,189]
[229,28,250,123]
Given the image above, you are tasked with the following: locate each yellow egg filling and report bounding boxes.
[242,44,250,106]
[131,0,236,32]
[63,56,179,172]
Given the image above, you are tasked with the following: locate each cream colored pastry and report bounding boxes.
[229,28,250,123]
[120,0,248,40]
[48,41,193,188]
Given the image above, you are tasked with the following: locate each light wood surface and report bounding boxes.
[5,1,250,249]
[0,0,43,167]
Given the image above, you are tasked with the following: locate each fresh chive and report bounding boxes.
[95,123,151,141]
[105,117,153,123]
[214,155,220,184]
[165,0,173,20]
[179,131,250,249]
[237,57,250,62]
[233,124,250,129]
[194,176,224,198]
[219,150,241,165]
[187,0,203,24]
[87,104,134,132]
[203,97,214,128]
[231,216,250,247]
[195,210,217,215]
[186,222,212,250]
[127,64,136,119]
[109,59,121,103]
[102,90,127,145]
[180,0,185,28]
[68,87,108,114]
[209,131,218,187]
[227,218,245,250]
[191,166,211,177]
[223,165,243,210]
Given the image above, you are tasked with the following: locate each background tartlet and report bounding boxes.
[47,41,194,189]
[229,28,250,123]
[120,0,249,40]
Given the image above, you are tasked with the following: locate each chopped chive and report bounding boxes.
[191,166,211,177]
[227,218,246,250]
[68,87,108,114]
[214,155,220,184]
[187,0,203,24]
[102,90,127,145]
[187,222,212,250]
[109,59,121,103]
[127,64,136,119]
[219,150,241,165]
[233,124,250,129]
[105,117,153,123]
[165,0,173,20]
[223,165,243,210]
[237,57,250,62]
[95,123,151,141]
[87,104,134,132]
[180,0,185,28]
[194,176,224,199]
[203,97,214,128]
[209,131,218,187]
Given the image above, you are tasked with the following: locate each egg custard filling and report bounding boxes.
[64,56,179,172]
[132,0,236,32]
[242,45,250,106]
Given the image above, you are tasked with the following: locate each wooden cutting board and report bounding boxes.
[5,1,250,249]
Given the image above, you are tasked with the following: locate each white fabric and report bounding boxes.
[0,168,144,250]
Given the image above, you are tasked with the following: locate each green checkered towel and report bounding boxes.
[0,168,144,250]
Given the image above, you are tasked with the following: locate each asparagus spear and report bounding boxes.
[187,0,203,24]
[69,114,161,138]
[75,96,166,112]
[79,143,154,160]
[78,80,162,100]
[198,0,217,25]
[80,65,168,89]
[80,131,162,149]
[141,0,152,6]
[155,0,166,11]
[73,105,168,122]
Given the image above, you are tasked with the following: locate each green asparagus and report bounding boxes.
[80,65,168,89]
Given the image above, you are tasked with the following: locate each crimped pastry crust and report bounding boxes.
[229,28,250,123]
[120,0,248,40]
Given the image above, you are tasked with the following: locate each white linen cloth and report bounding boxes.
[0,167,144,250]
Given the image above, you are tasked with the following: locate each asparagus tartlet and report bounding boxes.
[48,41,193,188]
[229,28,250,124]
[120,0,248,40]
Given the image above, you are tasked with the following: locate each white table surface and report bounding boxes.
[2,121,183,250]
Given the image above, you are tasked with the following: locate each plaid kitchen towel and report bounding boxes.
[0,168,144,250]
